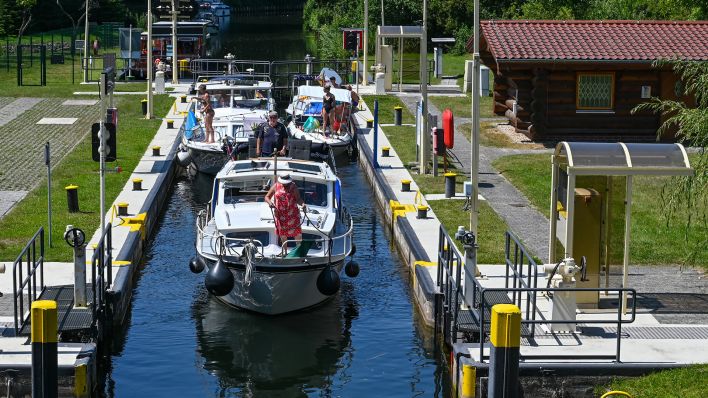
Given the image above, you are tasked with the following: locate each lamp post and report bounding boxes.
[469,0,480,237]
[147,0,153,119]
[363,0,368,86]
[171,0,178,84]
[83,0,90,83]
[419,0,429,174]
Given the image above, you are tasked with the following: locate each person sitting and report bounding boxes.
[347,85,360,110]
[329,76,339,88]
[321,85,335,133]
[256,111,288,157]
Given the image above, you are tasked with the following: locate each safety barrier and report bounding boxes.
[12,228,46,335]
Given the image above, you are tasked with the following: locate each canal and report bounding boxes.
[101,13,450,397]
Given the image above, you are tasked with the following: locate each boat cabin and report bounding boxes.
[137,21,212,77]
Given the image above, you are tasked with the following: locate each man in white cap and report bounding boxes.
[256,110,288,157]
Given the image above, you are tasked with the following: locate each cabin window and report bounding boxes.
[576,73,615,110]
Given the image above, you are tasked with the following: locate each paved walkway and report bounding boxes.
[396,93,554,262]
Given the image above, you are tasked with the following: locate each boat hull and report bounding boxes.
[188,146,229,175]
[203,257,345,315]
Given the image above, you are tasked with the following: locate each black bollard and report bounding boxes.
[132,178,143,191]
[394,106,402,125]
[117,203,128,216]
[166,119,174,129]
[31,300,58,398]
[366,119,373,128]
[401,179,411,192]
[382,146,390,157]
[180,95,187,103]
[417,205,429,219]
[445,172,457,198]
[141,99,147,115]
[65,185,79,212]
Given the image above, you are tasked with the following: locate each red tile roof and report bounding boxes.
[478,20,708,62]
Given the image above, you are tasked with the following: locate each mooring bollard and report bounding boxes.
[394,106,402,125]
[166,119,174,129]
[180,95,187,103]
[117,202,128,216]
[416,205,429,219]
[445,172,457,198]
[132,178,143,191]
[65,185,79,213]
[382,146,390,157]
[152,146,161,156]
[141,99,148,116]
[31,300,58,398]
[366,119,373,128]
[489,304,521,398]
[401,179,411,192]
[461,362,476,398]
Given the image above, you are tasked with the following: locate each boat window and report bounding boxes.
[288,162,322,173]
[233,161,270,171]
[296,180,328,207]
[223,179,271,203]
[225,231,269,246]
[232,125,248,138]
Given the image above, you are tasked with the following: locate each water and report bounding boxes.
[103,164,450,397]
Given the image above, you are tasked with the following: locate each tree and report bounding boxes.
[15,0,37,46]
[633,60,708,263]
[54,0,93,56]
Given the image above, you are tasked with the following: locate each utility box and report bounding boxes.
[556,188,602,307]
[375,72,386,95]
[433,47,442,78]
[463,61,490,96]
[155,71,165,94]
[380,44,393,90]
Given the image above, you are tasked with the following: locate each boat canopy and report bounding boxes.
[296,85,352,104]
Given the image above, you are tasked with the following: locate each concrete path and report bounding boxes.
[396,93,554,262]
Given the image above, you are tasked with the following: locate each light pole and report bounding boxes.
[147,0,153,119]
[470,0,480,237]
[419,0,429,174]
[171,0,178,84]
[83,0,90,83]
[363,0,368,86]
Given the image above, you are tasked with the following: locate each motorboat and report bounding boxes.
[178,75,275,175]
[285,85,355,158]
[191,153,358,315]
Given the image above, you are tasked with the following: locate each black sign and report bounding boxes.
[91,123,117,162]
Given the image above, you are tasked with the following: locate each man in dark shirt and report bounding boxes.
[256,111,288,157]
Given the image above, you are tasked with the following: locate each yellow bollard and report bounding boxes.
[489,304,522,398]
[461,363,476,398]
[31,300,58,398]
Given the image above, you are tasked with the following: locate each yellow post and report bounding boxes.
[461,363,476,398]
[31,300,58,398]
[489,304,521,398]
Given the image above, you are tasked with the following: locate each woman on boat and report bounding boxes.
[265,174,305,247]
[198,84,215,143]
[321,85,335,134]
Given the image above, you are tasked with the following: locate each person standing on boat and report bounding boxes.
[198,84,216,143]
[321,85,336,134]
[265,174,305,246]
[256,111,288,157]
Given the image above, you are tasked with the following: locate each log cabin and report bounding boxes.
[471,20,708,141]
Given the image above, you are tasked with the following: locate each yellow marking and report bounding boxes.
[166,119,174,123]
[132,178,143,183]
[461,363,476,398]
[118,202,128,208]
[414,261,436,267]
[401,179,411,184]
[557,201,567,218]
[123,212,148,239]
[601,392,633,398]
[74,363,88,396]
[152,145,161,150]
[65,184,79,190]
[389,200,416,221]
[31,300,57,343]
[490,304,521,348]
[444,172,457,178]
[85,260,130,267]
[382,146,390,150]
[414,191,423,206]
[417,205,429,211]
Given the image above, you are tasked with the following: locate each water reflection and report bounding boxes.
[217,14,315,61]
[192,284,358,397]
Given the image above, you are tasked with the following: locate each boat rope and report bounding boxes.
[243,241,258,286]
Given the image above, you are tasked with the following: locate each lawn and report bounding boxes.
[362,94,511,263]
[600,365,708,398]
[0,94,174,262]
[492,154,708,268]
[429,94,494,119]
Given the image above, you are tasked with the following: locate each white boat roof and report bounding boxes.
[296,85,351,104]
[202,81,272,91]
[216,158,337,181]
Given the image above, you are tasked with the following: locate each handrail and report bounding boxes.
[279,215,354,258]
[435,225,465,348]
[12,227,45,335]
[89,223,113,330]
[504,231,539,328]
[477,286,637,364]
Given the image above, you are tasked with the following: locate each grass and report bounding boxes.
[492,154,708,268]
[0,94,174,262]
[457,122,545,149]
[362,93,511,264]
[429,94,494,119]
[599,365,708,398]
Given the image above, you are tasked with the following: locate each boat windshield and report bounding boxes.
[223,179,271,204]
[296,180,328,207]
[210,89,270,110]
[214,124,249,139]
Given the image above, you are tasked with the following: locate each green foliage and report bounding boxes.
[602,365,708,398]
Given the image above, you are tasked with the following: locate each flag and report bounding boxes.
[184,110,198,139]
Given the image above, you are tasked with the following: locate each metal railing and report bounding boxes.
[12,227,45,335]
[190,59,272,80]
[435,226,639,362]
[90,223,113,335]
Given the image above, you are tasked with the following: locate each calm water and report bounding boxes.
[103,164,450,397]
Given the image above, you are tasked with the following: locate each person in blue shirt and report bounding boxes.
[256,111,288,157]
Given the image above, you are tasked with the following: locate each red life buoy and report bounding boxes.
[443,108,454,149]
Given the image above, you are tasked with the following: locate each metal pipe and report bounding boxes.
[147,0,153,119]
[171,0,178,84]
[469,0,480,237]
[420,0,429,174]
[622,176,633,315]
[83,0,89,83]
[362,0,368,86]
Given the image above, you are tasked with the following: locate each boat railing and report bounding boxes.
[279,212,354,259]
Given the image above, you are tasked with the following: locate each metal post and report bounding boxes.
[74,244,87,307]
[622,176,633,315]
[83,0,89,83]
[45,142,52,248]
[31,300,58,398]
[419,0,429,174]
[147,0,153,119]
[488,304,521,398]
[128,24,133,78]
[469,0,480,236]
[362,0,368,86]
[373,99,379,168]
[99,82,106,236]
[355,42,359,91]
[171,0,178,84]
[398,37,402,92]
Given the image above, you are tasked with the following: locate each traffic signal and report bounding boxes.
[100,67,115,97]
[92,123,117,162]
[343,31,359,52]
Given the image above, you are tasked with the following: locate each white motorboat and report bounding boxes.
[179,75,275,175]
[191,155,358,315]
[285,85,355,158]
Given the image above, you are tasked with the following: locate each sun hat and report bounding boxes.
[268,110,278,118]
[278,174,292,184]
